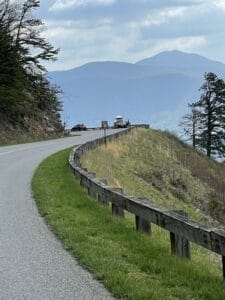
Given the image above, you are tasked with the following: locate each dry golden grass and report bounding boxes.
[82,128,225,228]
[113,178,123,188]
[100,141,127,158]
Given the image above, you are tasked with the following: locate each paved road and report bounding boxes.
[0,130,118,300]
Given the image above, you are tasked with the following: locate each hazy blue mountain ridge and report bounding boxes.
[49,51,225,129]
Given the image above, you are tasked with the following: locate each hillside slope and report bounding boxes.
[0,114,63,145]
[82,128,225,227]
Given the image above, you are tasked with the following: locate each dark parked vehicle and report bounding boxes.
[71,124,87,131]
[101,120,109,129]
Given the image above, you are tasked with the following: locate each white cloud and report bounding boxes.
[143,7,188,27]
[42,1,218,71]
[42,17,138,70]
[128,6,188,30]
[43,17,114,40]
[195,0,225,12]
[43,16,206,71]
[213,0,225,10]
[50,0,116,11]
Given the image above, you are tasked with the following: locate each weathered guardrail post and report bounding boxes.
[135,216,151,235]
[80,175,85,188]
[135,198,151,234]
[111,188,124,217]
[170,211,190,259]
[87,172,97,197]
[98,180,109,205]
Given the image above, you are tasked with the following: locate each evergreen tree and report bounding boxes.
[0,0,62,132]
[31,74,62,123]
[1,0,58,74]
[193,72,225,157]
[0,25,31,120]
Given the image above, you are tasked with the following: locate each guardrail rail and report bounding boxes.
[69,126,225,279]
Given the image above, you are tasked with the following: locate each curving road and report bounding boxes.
[0,130,118,300]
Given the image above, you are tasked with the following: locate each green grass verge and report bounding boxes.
[32,148,225,299]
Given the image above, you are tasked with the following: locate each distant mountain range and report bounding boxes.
[48,50,225,130]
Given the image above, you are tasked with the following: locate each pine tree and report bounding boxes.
[193,72,225,157]
[0,0,62,132]
[0,25,31,120]
[0,0,59,74]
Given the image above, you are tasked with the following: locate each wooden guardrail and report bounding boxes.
[69,126,225,279]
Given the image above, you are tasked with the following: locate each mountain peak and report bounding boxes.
[136,50,223,69]
[49,50,225,129]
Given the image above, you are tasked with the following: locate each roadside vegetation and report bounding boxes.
[82,128,225,226]
[0,1,63,144]
[33,148,225,299]
[181,72,225,158]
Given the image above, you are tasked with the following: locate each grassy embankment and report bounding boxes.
[33,143,225,299]
[82,128,225,226]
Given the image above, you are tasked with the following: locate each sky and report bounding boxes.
[36,0,225,71]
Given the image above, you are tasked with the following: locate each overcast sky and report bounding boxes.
[37,0,225,71]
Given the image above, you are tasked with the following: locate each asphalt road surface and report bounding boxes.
[0,130,119,300]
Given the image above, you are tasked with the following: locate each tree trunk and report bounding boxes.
[207,136,211,157]
[207,108,212,157]
[192,121,196,148]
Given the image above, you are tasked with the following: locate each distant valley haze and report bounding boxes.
[48,50,225,131]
